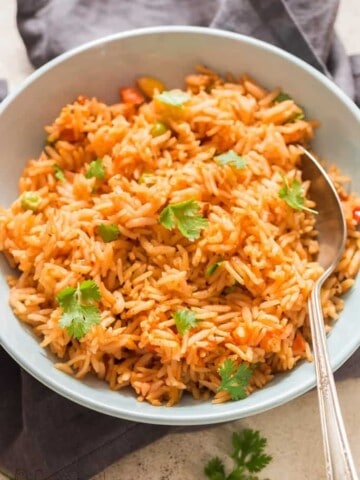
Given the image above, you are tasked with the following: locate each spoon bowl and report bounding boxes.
[299,146,358,480]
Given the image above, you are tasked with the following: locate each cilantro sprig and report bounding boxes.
[215,150,247,170]
[204,429,272,480]
[172,308,199,335]
[217,359,252,400]
[85,159,106,180]
[274,92,292,103]
[278,173,318,214]
[159,199,208,241]
[57,280,101,339]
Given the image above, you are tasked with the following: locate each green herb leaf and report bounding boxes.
[85,159,106,180]
[79,279,101,303]
[215,150,247,170]
[98,223,120,243]
[231,429,273,474]
[57,280,101,339]
[206,261,223,277]
[205,428,272,480]
[155,91,190,107]
[172,308,199,336]
[274,92,292,102]
[20,191,41,211]
[53,164,66,181]
[278,173,318,214]
[289,111,305,122]
[159,199,208,241]
[204,457,226,480]
[217,359,252,400]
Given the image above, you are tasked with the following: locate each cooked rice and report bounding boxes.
[1,69,359,406]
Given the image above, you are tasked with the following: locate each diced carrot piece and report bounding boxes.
[119,87,145,105]
[137,77,165,98]
[292,332,306,353]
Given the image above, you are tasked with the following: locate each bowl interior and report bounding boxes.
[0,27,359,425]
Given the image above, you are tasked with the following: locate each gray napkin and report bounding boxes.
[1,1,359,479]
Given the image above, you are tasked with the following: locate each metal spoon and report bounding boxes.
[299,145,359,480]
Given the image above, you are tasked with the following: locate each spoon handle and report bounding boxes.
[308,283,359,480]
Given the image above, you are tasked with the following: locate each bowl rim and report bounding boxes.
[1,25,359,425]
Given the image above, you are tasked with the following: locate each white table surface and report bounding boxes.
[0,1,359,479]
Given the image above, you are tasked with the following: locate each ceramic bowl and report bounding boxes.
[1,26,359,425]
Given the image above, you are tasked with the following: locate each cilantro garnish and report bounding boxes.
[206,261,224,277]
[274,92,292,102]
[85,159,105,180]
[278,173,318,214]
[205,429,272,480]
[215,150,247,170]
[154,91,190,107]
[98,223,120,243]
[159,199,208,241]
[53,164,65,181]
[172,308,199,335]
[289,112,305,122]
[217,359,252,400]
[57,280,101,339]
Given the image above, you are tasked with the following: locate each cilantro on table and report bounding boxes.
[154,90,190,107]
[278,173,318,214]
[98,223,120,242]
[53,164,65,181]
[85,159,106,180]
[57,280,101,339]
[159,199,208,241]
[217,359,252,400]
[204,429,272,480]
[172,308,199,335]
[206,261,224,277]
[274,92,292,103]
[215,150,247,170]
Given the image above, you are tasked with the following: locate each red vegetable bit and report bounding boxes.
[119,87,145,106]
[352,206,360,225]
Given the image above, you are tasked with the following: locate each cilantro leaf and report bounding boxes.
[79,279,101,303]
[289,111,305,122]
[98,223,120,243]
[57,280,101,339]
[56,286,77,311]
[215,150,247,170]
[154,91,190,107]
[231,430,272,474]
[159,199,208,241]
[85,159,106,180]
[278,173,318,214]
[204,457,226,480]
[206,261,223,277]
[53,164,65,181]
[172,308,199,335]
[274,92,292,102]
[217,359,252,400]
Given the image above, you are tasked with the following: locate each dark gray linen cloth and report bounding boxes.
[0,1,359,479]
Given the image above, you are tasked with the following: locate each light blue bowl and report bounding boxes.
[0,26,359,425]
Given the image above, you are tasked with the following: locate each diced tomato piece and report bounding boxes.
[353,206,360,225]
[119,87,144,105]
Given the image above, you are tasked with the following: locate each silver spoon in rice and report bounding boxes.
[299,145,358,480]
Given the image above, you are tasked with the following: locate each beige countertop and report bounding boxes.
[0,1,359,479]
